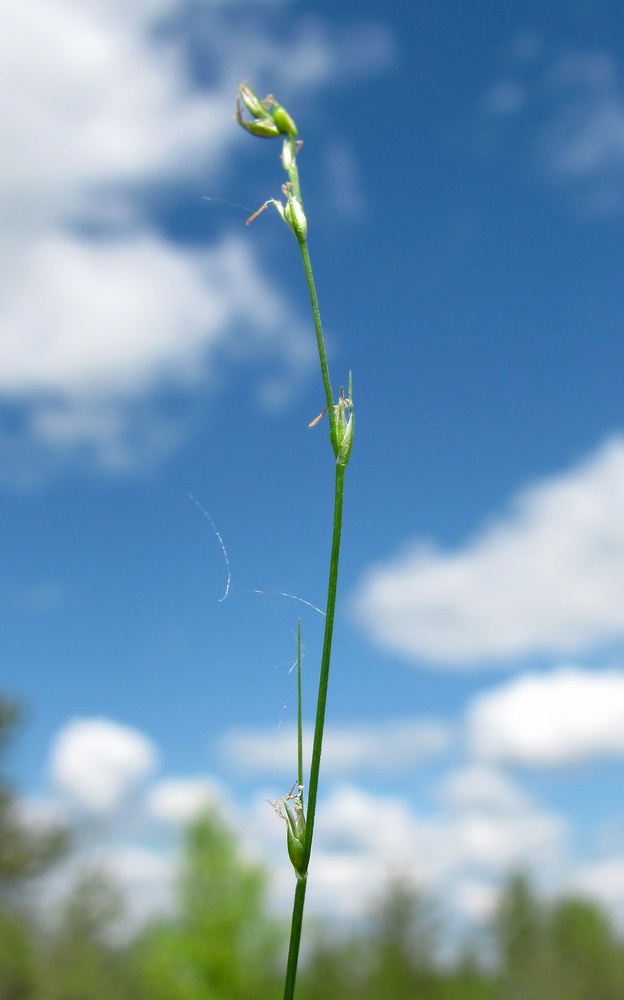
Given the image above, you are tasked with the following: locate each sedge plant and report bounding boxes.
[236,84,354,999]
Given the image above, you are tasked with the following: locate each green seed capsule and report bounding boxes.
[242,118,281,138]
[271,783,307,879]
[235,97,281,138]
[284,195,307,240]
[284,792,307,878]
[238,83,268,119]
[271,103,298,139]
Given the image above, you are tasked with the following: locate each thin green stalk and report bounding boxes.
[283,875,307,1000]
[281,151,349,1000]
[283,618,306,1000]
[282,463,345,1000]
[301,462,345,871]
[296,238,336,444]
[235,84,353,1000]
[296,619,303,792]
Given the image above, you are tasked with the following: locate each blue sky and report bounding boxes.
[3,0,624,939]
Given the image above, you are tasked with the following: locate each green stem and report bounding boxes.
[282,462,346,1000]
[286,139,302,204]
[302,462,345,871]
[297,238,336,445]
[282,190,348,1000]
[296,619,303,790]
[282,876,307,1000]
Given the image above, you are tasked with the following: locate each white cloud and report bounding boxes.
[1,0,229,233]
[569,858,624,924]
[145,777,221,823]
[453,879,499,921]
[1,0,394,232]
[39,714,570,934]
[101,844,175,936]
[219,718,452,776]
[445,808,563,872]
[0,0,318,478]
[1,234,223,395]
[467,667,624,766]
[0,0,393,478]
[301,786,429,919]
[352,436,624,666]
[233,768,564,924]
[38,843,176,942]
[0,230,313,474]
[50,718,157,813]
[300,780,564,921]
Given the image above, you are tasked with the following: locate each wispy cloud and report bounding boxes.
[352,436,624,666]
[481,42,624,212]
[219,718,452,776]
[540,52,624,211]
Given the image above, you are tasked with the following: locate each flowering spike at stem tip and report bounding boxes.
[236,83,298,140]
[236,99,281,137]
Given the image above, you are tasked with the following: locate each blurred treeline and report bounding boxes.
[3,697,624,1000]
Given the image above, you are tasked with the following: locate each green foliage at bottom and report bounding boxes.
[5,838,624,1000]
[134,812,283,1000]
[496,874,624,1000]
[0,908,36,1000]
[3,699,624,1000]
[36,872,146,1000]
[296,880,495,1000]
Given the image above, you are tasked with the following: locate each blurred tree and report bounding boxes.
[0,695,70,1000]
[495,874,624,1000]
[361,878,444,1000]
[496,874,550,1000]
[299,879,497,1000]
[296,925,365,1000]
[0,697,69,895]
[136,810,283,1000]
[441,949,496,1000]
[0,906,36,1000]
[544,896,624,1000]
[35,870,147,1000]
